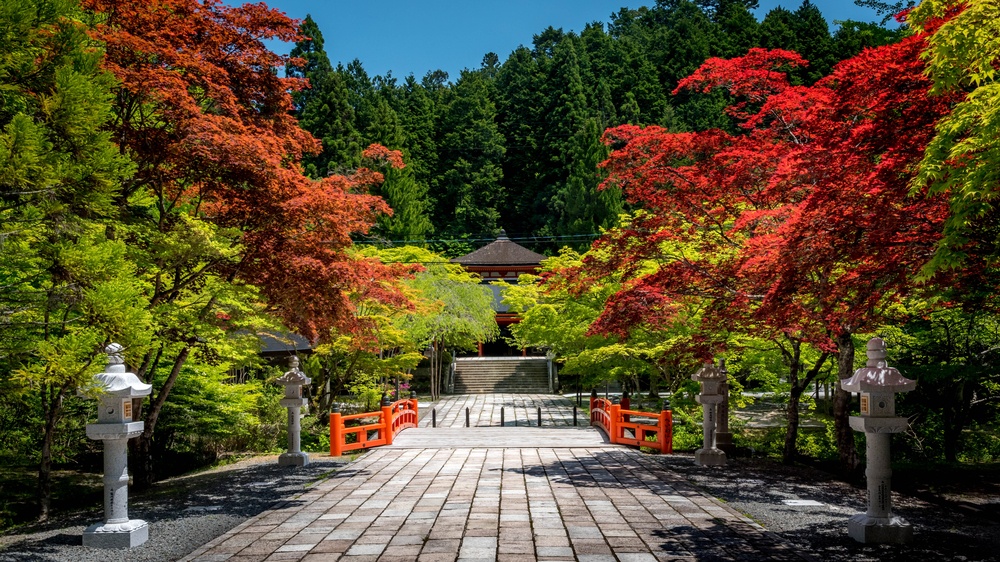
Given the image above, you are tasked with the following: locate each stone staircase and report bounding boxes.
[452,358,551,393]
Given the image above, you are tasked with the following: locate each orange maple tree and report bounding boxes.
[82,0,410,484]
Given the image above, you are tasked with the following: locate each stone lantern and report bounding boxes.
[691,361,727,466]
[80,343,152,549]
[715,358,734,454]
[841,337,916,544]
[276,356,311,467]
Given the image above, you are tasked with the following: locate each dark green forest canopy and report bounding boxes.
[287,0,902,256]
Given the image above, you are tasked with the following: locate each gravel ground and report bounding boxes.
[2,451,999,562]
[0,455,349,562]
[659,453,1000,562]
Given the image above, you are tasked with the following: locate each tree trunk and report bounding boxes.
[133,345,191,489]
[783,385,803,465]
[834,332,859,473]
[943,381,974,463]
[37,383,67,522]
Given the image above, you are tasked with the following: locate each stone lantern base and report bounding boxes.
[83,519,148,549]
[694,448,727,466]
[848,514,913,544]
[278,451,310,467]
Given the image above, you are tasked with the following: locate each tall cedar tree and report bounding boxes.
[82,0,409,486]
[287,15,361,177]
[433,68,505,239]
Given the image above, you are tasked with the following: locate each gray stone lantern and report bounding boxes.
[841,337,916,544]
[276,356,311,467]
[79,343,152,549]
[691,361,727,466]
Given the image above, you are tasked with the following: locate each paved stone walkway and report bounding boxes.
[419,394,584,428]
[182,395,809,562]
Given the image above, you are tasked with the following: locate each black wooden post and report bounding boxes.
[500,406,504,427]
[573,405,578,426]
[466,407,470,428]
[432,408,436,428]
[537,406,542,427]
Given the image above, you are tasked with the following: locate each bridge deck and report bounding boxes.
[390,426,612,448]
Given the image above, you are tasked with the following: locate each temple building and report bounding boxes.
[451,230,545,357]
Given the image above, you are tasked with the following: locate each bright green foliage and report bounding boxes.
[503,246,701,393]
[880,299,1000,463]
[313,318,423,414]
[0,0,153,519]
[371,246,499,399]
[911,0,1000,273]
[155,364,280,460]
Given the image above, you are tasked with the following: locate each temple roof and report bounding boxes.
[451,230,546,266]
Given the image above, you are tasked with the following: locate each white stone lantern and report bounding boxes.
[276,356,311,467]
[691,361,727,466]
[79,343,152,549]
[841,337,916,544]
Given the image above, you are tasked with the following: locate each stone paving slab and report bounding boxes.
[182,446,810,562]
[420,393,585,428]
[391,427,611,449]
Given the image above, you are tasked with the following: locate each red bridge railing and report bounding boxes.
[590,396,673,454]
[330,398,418,456]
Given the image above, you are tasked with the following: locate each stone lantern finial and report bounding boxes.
[866,337,888,367]
[105,343,126,373]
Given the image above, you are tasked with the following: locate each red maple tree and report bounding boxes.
[580,32,957,467]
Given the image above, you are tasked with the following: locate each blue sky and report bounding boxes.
[261,1,892,81]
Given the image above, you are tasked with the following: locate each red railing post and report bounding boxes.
[589,392,596,426]
[330,410,343,457]
[382,404,394,446]
[659,409,673,454]
[609,402,620,444]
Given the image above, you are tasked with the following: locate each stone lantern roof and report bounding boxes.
[692,362,725,381]
[842,338,916,393]
[88,343,152,398]
[451,229,545,266]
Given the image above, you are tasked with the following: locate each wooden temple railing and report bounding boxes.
[590,396,673,454]
[330,398,418,456]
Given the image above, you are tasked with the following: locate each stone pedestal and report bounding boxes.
[841,338,916,544]
[80,344,151,549]
[694,393,727,466]
[276,357,311,467]
[715,359,734,454]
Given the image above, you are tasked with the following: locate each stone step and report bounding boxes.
[452,359,551,393]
